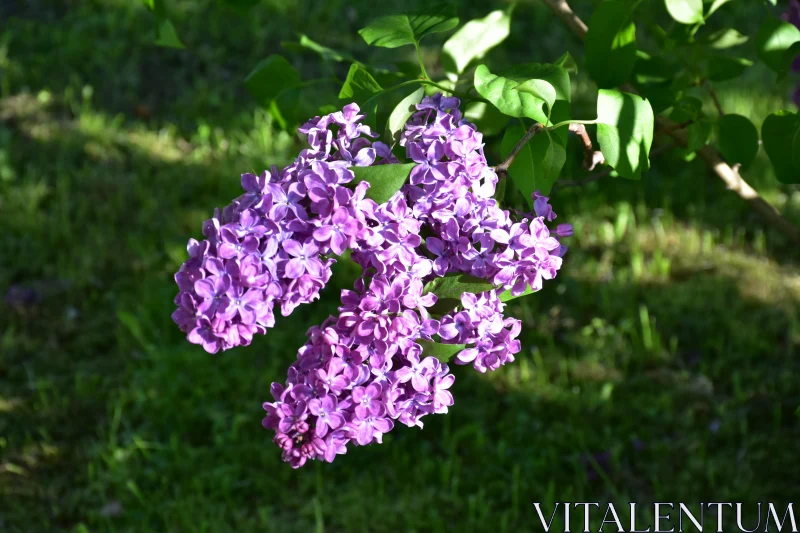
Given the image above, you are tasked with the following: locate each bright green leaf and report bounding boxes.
[422,273,495,301]
[514,79,557,115]
[762,111,800,184]
[442,9,511,77]
[717,114,759,169]
[359,8,458,48]
[704,27,749,49]
[350,163,416,204]
[755,17,800,75]
[245,55,301,106]
[498,286,534,302]
[385,87,425,145]
[585,1,638,88]
[665,0,704,24]
[707,56,752,81]
[417,340,466,362]
[596,89,654,180]
[554,51,578,74]
[474,64,570,130]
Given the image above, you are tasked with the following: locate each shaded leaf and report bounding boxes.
[717,114,759,169]
[707,56,752,81]
[443,9,511,77]
[596,89,654,179]
[686,119,712,152]
[585,1,638,88]
[554,51,578,74]
[500,125,565,201]
[359,8,458,48]
[350,163,416,203]
[755,17,800,75]
[154,18,185,49]
[339,64,383,128]
[245,55,301,106]
[761,111,800,184]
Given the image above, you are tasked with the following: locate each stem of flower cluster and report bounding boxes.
[493,122,544,177]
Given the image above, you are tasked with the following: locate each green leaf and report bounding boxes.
[463,102,510,137]
[154,18,185,49]
[359,8,459,48]
[755,17,800,75]
[422,273,495,301]
[513,79,557,115]
[664,0,705,24]
[703,27,749,49]
[442,9,511,77]
[686,119,712,151]
[665,0,704,24]
[284,34,362,65]
[717,114,759,169]
[554,51,578,75]
[585,1,638,88]
[706,0,733,17]
[385,87,425,145]
[350,163,416,204]
[500,125,565,201]
[707,56,752,81]
[762,111,800,184]
[498,286,534,302]
[670,95,704,122]
[245,55,301,106]
[474,64,570,128]
[596,89,654,180]
[338,64,383,128]
[417,340,466,362]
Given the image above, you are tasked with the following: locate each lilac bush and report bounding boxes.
[172,95,571,467]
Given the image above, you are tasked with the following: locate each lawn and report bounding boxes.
[1,1,799,532]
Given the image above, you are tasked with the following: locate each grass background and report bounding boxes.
[1,0,799,531]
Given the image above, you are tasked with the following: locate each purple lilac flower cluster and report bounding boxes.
[172,104,397,353]
[173,94,571,467]
[784,0,800,107]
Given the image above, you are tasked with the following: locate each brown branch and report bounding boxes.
[494,122,543,176]
[706,80,725,116]
[568,123,604,170]
[540,0,800,245]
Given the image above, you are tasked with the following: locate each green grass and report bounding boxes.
[1,1,799,532]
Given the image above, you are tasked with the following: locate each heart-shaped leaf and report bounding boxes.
[500,125,566,201]
[359,8,458,48]
[350,163,416,204]
[474,64,570,129]
[762,111,800,184]
[442,9,511,77]
[513,79,557,116]
[717,114,759,169]
[338,64,383,128]
[596,89,654,180]
[585,1,638,88]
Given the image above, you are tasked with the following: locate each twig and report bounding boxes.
[539,0,800,245]
[706,80,725,116]
[494,122,543,176]
[568,123,604,170]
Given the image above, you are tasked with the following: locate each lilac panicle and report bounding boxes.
[173,95,571,467]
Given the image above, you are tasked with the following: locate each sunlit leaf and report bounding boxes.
[665,0,704,25]
[596,89,654,179]
[755,17,800,76]
[385,87,425,145]
[417,340,466,362]
[442,9,511,77]
[350,163,416,203]
[359,8,458,48]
